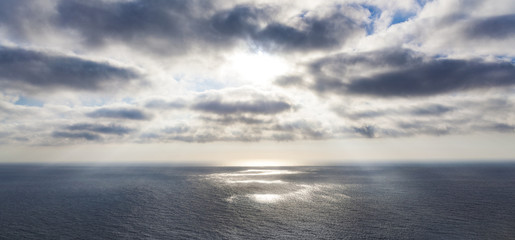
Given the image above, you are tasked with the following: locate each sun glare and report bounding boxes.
[230,159,288,167]
[224,51,290,84]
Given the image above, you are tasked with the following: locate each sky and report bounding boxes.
[0,0,514,165]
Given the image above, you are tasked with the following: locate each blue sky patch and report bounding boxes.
[15,96,44,107]
[360,4,382,35]
[390,11,416,26]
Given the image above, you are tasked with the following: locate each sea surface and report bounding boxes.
[1,163,514,239]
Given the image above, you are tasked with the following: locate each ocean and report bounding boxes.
[1,164,514,239]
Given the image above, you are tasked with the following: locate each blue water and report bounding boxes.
[1,164,514,239]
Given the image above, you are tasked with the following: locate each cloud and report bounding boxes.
[0,0,42,40]
[0,46,139,91]
[191,89,293,115]
[308,48,425,92]
[54,0,250,54]
[466,14,515,39]
[55,0,213,52]
[274,75,305,87]
[334,103,455,121]
[272,133,296,141]
[52,131,101,141]
[54,0,364,54]
[66,123,133,135]
[396,120,454,136]
[298,48,515,97]
[136,114,328,143]
[252,12,362,52]
[163,125,190,134]
[50,123,134,143]
[353,125,375,138]
[330,96,515,138]
[86,108,151,120]
[486,123,515,132]
[273,120,328,140]
[346,59,515,97]
[2,0,515,147]
[200,115,272,125]
[193,99,292,115]
[144,99,186,109]
[210,5,262,37]
[410,104,454,116]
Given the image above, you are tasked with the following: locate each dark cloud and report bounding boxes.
[346,59,515,97]
[144,99,186,109]
[410,104,454,116]
[52,123,133,142]
[273,121,328,139]
[54,0,363,54]
[163,125,190,134]
[0,47,139,91]
[168,132,252,143]
[66,123,133,135]
[0,132,11,138]
[168,135,198,143]
[200,116,272,125]
[192,99,292,115]
[0,0,46,41]
[210,5,261,37]
[308,48,424,93]
[397,121,454,136]
[274,75,305,87]
[147,132,264,143]
[339,110,387,120]
[353,125,375,138]
[56,0,212,52]
[334,103,454,120]
[272,133,296,141]
[86,108,151,120]
[333,98,515,138]
[52,131,101,141]
[253,13,361,51]
[137,118,328,143]
[300,48,515,97]
[466,14,515,39]
[309,48,423,76]
[166,130,263,143]
[484,123,515,133]
[0,0,27,38]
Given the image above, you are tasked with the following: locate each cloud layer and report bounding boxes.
[0,47,139,92]
[0,0,514,146]
[294,48,515,97]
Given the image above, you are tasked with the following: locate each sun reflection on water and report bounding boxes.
[251,194,283,203]
[205,168,348,204]
[226,180,285,184]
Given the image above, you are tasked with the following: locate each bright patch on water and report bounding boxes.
[251,194,282,203]
[226,180,285,184]
[207,168,348,204]
[237,169,303,175]
[208,169,304,178]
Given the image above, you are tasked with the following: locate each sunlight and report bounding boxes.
[226,180,286,184]
[224,51,290,84]
[251,194,283,203]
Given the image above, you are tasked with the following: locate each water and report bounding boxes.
[1,164,514,239]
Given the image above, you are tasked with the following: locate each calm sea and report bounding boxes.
[1,164,514,239]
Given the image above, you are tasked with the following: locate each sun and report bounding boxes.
[222,50,291,85]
